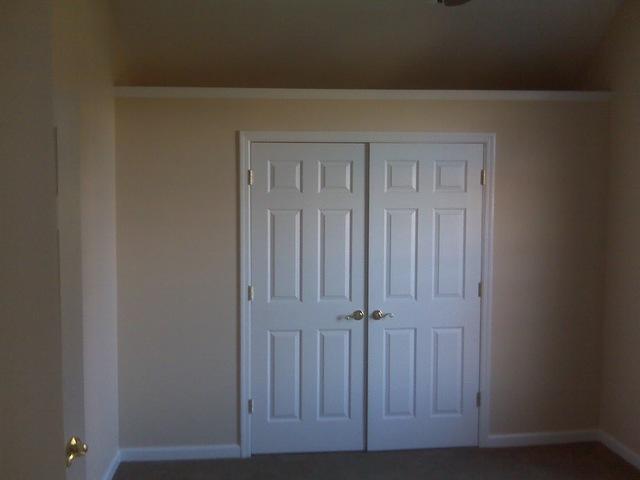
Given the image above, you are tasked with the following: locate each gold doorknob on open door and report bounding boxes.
[65,436,88,468]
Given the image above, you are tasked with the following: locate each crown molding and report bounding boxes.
[114,87,611,102]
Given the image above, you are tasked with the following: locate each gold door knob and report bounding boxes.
[371,310,395,320]
[65,436,88,468]
[345,309,365,321]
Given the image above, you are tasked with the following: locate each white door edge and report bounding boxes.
[238,131,496,457]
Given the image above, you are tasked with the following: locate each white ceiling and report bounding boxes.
[111,0,622,90]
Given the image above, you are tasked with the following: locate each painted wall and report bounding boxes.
[0,1,65,478]
[116,98,608,448]
[110,0,621,90]
[588,0,640,458]
[53,0,119,478]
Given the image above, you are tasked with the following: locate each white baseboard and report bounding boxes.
[598,431,640,470]
[484,430,598,448]
[102,451,122,480]
[119,444,241,462]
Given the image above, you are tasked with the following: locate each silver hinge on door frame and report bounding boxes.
[480,169,486,186]
[248,285,254,301]
[476,392,481,408]
[478,282,482,297]
[248,169,254,186]
[248,399,254,414]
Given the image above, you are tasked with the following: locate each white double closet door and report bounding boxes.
[250,141,483,454]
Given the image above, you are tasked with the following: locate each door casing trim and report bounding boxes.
[238,132,496,457]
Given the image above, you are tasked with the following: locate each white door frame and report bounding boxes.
[238,132,496,457]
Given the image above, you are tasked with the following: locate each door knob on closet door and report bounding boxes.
[65,436,88,467]
[371,310,394,320]
[345,310,365,320]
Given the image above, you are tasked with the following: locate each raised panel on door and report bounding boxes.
[318,330,351,419]
[433,209,466,298]
[432,327,464,415]
[385,209,417,300]
[251,143,366,454]
[384,329,416,417]
[269,210,302,301]
[368,143,483,450]
[319,210,352,301]
[269,159,302,192]
[268,331,301,420]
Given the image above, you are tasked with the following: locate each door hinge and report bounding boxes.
[248,169,254,186]
[476,392,481,408]
[248,399,254,414]
[480,169,486,186]
[478,282,482,297]
[248,285,254,301]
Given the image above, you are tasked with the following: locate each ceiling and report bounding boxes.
[111,0,621,90]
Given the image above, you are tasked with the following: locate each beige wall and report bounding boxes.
[53,0,119,478]
[116,98,608,447]
[111,0,622,90]
[588,0,640,457]
[0,1,65,478]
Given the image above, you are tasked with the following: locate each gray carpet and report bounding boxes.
[113,443,640,479]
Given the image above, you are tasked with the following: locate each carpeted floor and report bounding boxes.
[113,443,640,479]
